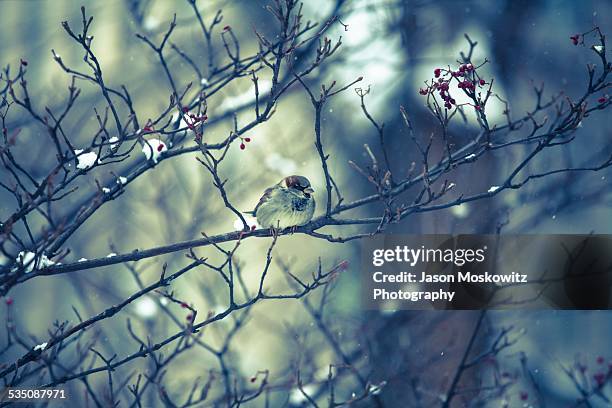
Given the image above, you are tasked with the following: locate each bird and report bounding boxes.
[247,175,315,229]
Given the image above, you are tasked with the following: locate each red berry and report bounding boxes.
[5,297,13,306]
[223,25,231,31]
[244,137,251,142]
[598,97,607,104]
[479,79,486,86]
[180,302,188,308]
[250,225,257,231]
[594,373,605,386]
[186,314,193,321]
[250,377,256,383]
[181,106,189,113]
[464,81,475,90]
[20,59,28,66]
[466,63,474,71]
[475,105,482,111]
[434,68,441,78]
[240,143,245,150]
[157,143,165,152]
[419,88,428,95]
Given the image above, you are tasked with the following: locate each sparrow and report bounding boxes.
[247,175,315,229]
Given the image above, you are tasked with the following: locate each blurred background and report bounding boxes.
[1,0,611,406]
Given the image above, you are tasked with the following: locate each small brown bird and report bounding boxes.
[247,175,315,228]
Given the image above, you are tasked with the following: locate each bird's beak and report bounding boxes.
[304,187,314,194]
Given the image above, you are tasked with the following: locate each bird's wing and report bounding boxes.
[252,186,275,214]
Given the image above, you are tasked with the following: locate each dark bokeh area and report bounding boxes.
[0,0,610,407]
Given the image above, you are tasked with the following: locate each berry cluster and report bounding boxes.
[239,137,252,150]
[593,355,611,387]
[181,106,208,131]
[419,63,488,111]
[574,355,612,389]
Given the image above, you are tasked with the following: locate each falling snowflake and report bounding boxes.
[265,152,297,174]
[143,16,160,32]
[134,296,158,319]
